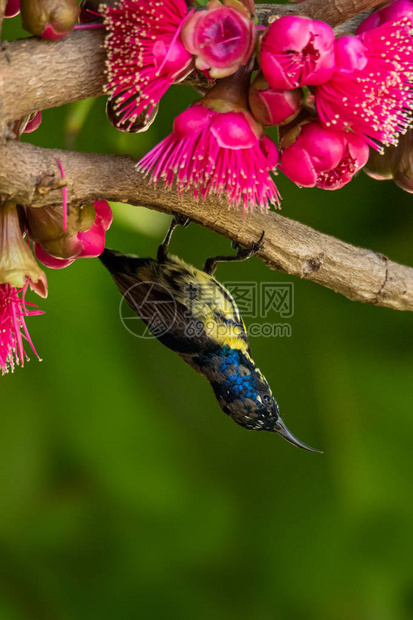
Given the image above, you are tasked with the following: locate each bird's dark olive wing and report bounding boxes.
[110,271,218,355]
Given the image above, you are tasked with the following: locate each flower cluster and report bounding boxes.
[4,0,413,375]
[0,195,113,374]
[0,0,116,374]
[0,112,113,374]
[103,0,413,205]
[0,194,113,374]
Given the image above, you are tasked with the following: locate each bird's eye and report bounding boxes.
[262,394,272,405]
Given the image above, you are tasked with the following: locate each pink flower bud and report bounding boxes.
[248,73,303,126]
[20,0,80,39]
[23,111,42,134]
[357,0,413,34]
[5,0,20,18]
[181,0,256,79]
[260,16,335,90]
[280,120,369,190]
[27,203,95,257]
[34,201,113,269]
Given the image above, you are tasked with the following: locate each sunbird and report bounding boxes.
[100,216,319,452]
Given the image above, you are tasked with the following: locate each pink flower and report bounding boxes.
[20,0,80,40]
[103,0,194,128]
[248,73,303,126]
[0,282,43,375]
[5,0,20,18]
[181,0,256,79]
[0,202,47,375]
[314,18,413,150]
[357,0,413,34]
[260,16,335,89]
[34,201,113,269]
[280,120,369,189]
[138,104,279,211]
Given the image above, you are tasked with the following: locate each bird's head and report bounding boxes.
[209,349,320,453]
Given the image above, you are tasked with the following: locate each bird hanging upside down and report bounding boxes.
[100,216,320,452]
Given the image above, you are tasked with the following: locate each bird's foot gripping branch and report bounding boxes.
[1,0,413,378]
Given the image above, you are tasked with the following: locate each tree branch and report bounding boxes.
[1,140,412,312]
[0,30,107,124]
[0,1,383,124]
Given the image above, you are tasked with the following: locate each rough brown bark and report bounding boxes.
[1,140,412,312]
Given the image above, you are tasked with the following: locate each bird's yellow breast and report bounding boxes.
[140,255,250,353]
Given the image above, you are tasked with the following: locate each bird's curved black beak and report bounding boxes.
[272,415,322,453]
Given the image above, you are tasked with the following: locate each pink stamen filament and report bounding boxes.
[74,23,106,30]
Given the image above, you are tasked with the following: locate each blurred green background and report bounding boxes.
[2,8,413,620]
